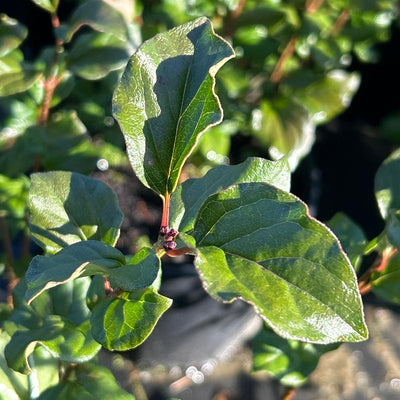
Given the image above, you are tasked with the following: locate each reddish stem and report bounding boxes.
[358,248,398,295]
[282,386,296,400]
[270,36,297,84]
[306,0,325,13]
[231,0,246,20]
[331,9,350,36]
[165,247,193,257]
[38,77,59,126]
[161,193,170,229]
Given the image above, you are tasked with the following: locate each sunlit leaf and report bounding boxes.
[91,289,172,350]
[113,17,234,195]
[194,183,368,343]
[29,171,123,253]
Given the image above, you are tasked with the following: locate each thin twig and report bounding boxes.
[306,0,325,14]
[224,0,246,37]
[331,9,350,36]
[230,0,246,20]
[270,0,325,84]
[37,11,64,128]
[282,386,296,400]
[270,36,297,83]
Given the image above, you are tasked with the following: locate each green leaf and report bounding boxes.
[30,0,59,13]
[375,148,400,220]
[252,325,338,387]
[25,240,125,304]
[113,17,234,195]
[170,157,291,232]
[5,316,100,374]
[387,212,400,250]
[0,54,41,97]
[371,252,400,304]
[292,70,360,125]
[0,174,30,219]
[39,110,96,173]
[63,0,128,42]
[109,248,161,291]
[91,289,172,350]
[251,98,315,171]
[0,330,29,400]
[193,183,368,344]
[67,32,130,80]
[37,363,135,400]
[0,14,28,57]
[326,212,367,272]
[48,278,92,326]
[29,171,123,253]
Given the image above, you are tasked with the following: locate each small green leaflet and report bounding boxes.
[5,317,101,374]
[252,325,338,387]
[36,363,134,400]
[371,252,400,305]
[28,171,123,254]
[375,148,400,220]
[62,0,128,43]
[30,0,59,13]
[169,157,291,232]
[326,212,366,272]
[91,289,172,351]
[25,241,125,304]
[25,241,160,304]
[193,183,368,344]
[0,14,28,57]
[113,17,235,196]
[251,97,315,171]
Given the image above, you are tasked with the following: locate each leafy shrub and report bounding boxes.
[1,1,400,399]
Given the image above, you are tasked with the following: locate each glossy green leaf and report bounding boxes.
[251,98,315,171]
[5,316,100,374]
[113,17,234,195]
[194,183,368,344]
[371,252,400,304]
[292,70,360,125]
[63,0,128,42]
[48,278,92,326]
[67,32,130,80]
[0,14,28,57]
[0,330,29,400]
[326,212,367,271]
[253,325,338,387]
[29,171,123,253]
[386,211,400,250]
[0,54,40,97]
[25,240,125,304]
[170,157,291,232]
[30,0,59,13]
[91,289,172,350]
[37,363,134,400]
[109,248,161,291]
[375,148,400,219]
